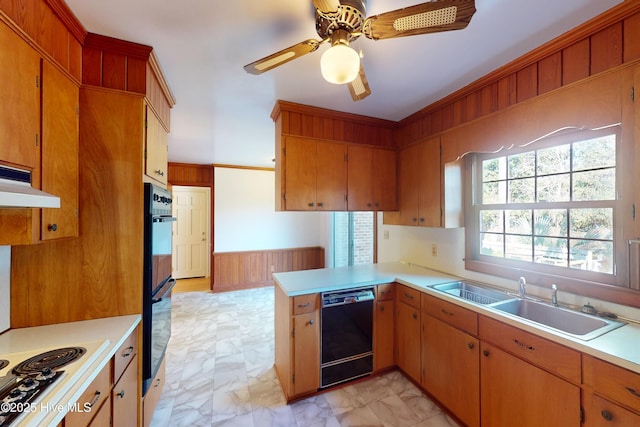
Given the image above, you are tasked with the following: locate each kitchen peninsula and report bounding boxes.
[273,261,640,426]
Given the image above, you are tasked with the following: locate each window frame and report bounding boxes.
[464,126,633,298]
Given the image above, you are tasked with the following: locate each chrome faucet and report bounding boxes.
[551,284,558,306]
[518,277,526,298]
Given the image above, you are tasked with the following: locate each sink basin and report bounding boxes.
[432,281,512,305]
[491,299,625,340]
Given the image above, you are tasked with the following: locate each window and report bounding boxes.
[466,127,626,288]
[332,212,374,267]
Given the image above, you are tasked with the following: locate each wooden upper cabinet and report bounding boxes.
[144,105,168,186]
[347,145,397,211]
[384,137,440,226]
[283,136,346,211]
[41,60,79,241]
[0,21,40,170]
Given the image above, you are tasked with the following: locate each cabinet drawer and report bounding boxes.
[584,392,640,426]
[479,316,581,384]
[88,395,111,427]
[65,362,111,427]
[376,283,395,301]
[113,328,138,384]
[397,285,421,309]
[422,293,478,336]
[584,355,640,412]
[292,294,318,315]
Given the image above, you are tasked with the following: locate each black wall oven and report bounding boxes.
[143,183,176,395]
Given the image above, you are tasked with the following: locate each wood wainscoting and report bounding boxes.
[212,246,325,292]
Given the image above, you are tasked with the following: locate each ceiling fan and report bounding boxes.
[243,0,476,101]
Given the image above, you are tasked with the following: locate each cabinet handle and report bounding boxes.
[308,319,314,325]
[467,342,475,350]
[483,350,490,357]
[601,410,613,421]
[154,378,161,388]
[88,391,101,408]
[308,202,315,207]
[625,386,640,398]
[116,389,125,399]
[297,302,311,308]
[318,202,324,207]
[419,218,425,222]
[380,306,385,312]
[441,308,454,316]
[367,203,372,207]
[121,346,134,358]
[412,312,418,320]
[412,218,417,222]
[48,223,58,232]
[404,293,414,300]
[154,169,165,176]
[513,339,535,351]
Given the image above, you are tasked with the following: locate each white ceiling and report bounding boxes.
[64,0,622,168]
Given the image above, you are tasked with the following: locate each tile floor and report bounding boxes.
[150,287,460,427]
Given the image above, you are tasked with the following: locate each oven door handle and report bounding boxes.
[152,278,177,304]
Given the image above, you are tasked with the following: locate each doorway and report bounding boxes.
[171,185,211,279]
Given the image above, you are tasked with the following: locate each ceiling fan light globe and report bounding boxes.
[321,44,360,84]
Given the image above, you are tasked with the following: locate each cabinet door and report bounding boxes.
[41,60,79,240]
[284,137,317,210]
[145,107,168,185]
[372,147,397,211]
[316,140,346,210]
[480,342,580,427]
[374,299,394,371]
[417,137,441,227]
[293,311,319,396]
[347,144,373,210]
[396,300,421,382]
[394,143,421,225]
[583,393,640,426]
[422,315,479,427]
[0,22,40,169]
[112,354,139,427]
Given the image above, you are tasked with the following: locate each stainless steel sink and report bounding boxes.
[491,298,625,340]
[432,281,512,305]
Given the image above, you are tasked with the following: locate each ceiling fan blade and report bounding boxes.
[244,39,321,75]
[348,64,371,102]
[363,0,476,40]
[312,0,341,14]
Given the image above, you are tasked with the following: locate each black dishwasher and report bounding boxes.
[320,287,375,388]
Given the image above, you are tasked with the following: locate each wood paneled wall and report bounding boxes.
[213,247,325,292]
[168,162,214,187]
[272,100,398,148]
[398,1,640,147]
[0,0,84,81]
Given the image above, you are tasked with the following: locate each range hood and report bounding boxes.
[0,165,60,209]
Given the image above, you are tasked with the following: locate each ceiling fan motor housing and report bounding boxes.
[315,0,366,41]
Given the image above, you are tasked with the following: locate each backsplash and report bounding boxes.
[0,246,9,333]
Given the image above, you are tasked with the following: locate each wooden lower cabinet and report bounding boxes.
[374,298,395,371]
[583,392,640,426]
[480,341,581,426]
[112,353,138,427]
[395,299,421,382]
[143,356,166,427]
[422,314,479,427]
[274,286,320,401]
[64,361,111,427]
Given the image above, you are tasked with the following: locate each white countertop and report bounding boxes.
[0,314,141,427]
[274,261,640,375]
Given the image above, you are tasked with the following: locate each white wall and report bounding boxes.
[214,167,330,253]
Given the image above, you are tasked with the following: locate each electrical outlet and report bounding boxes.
[383,230,389,240]
[431,244,438,257]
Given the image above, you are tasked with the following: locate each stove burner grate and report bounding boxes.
[11,347,86,376]
[0,360,8,371]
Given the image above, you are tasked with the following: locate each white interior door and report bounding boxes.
[172,186,210,279]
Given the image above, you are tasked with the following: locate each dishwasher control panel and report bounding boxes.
[322,287,375,307]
